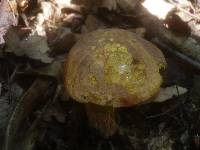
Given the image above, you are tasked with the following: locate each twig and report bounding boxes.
[152,38,200,72]
[9,65,18,82]
[146,88,182,119]
[146,102,179,119]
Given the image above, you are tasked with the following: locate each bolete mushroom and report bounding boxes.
[64,28,166,137]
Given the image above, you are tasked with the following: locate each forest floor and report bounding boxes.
[0,0,200,150]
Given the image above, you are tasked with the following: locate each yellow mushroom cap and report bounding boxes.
[64,28,166,107]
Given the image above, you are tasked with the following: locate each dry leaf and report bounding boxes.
[51,27,76,54]
[19,34,54,63]
[5,28,54,63]
[0,0,18,44]
[154,85,188,102]
[29,60,64,81]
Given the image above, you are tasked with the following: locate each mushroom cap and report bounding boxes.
[64,28,166,107]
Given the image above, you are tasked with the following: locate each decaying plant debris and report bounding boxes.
[0,0,200,150]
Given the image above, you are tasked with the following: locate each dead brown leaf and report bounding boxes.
[154,85,188,103]
[0,0,18,44]
[5,28,54,63]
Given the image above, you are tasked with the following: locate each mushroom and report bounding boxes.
[64,28,166,137]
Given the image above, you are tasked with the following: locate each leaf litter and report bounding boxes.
[1,0,200,150]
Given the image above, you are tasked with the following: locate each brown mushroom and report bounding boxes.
[64,28,166,137]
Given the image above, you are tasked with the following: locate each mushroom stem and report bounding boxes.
[85,103,118,137]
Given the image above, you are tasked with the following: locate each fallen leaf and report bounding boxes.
[0,0,18,44]
[20,34,53,63]
[51,27,76,54]
[28,60,64,81]
[154,85,188,102]
[5,28,54,63]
